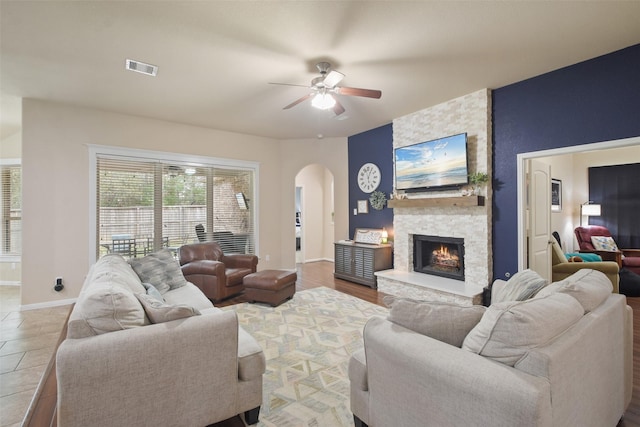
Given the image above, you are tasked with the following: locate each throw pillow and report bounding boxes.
[135,293,200,324]
[142,282,164,302]
[535,268,612,313]
[590,236,619,252]
[128,249,188,294]
[384,296,486,347]
[67,281,148,338]
[491,269,547,303]
[462,292,583,366]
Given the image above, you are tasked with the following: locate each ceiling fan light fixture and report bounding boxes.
[311,92,336,110]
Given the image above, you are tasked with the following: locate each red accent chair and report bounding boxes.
[178,242,258,302]
[574,226,640,274]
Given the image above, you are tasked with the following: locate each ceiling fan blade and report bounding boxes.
[283,93,313,110]
[336,86,382,99]
[333,99,346,116]
[269,82,310,88]
[323,70,344,88]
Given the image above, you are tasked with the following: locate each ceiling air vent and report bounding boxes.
[125,59,158,76]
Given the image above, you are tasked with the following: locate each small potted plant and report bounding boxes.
[468,172,489,195]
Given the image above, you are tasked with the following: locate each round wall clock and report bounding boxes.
[358,162,381,193]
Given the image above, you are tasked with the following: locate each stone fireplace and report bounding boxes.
[374,89,492,306]
[413,234,465,281]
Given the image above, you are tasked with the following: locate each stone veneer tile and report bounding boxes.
[391,89,493,290]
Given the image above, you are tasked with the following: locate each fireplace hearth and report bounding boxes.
[413,234,465,281]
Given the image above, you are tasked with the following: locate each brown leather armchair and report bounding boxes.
[575,226,640,274]
[178,242,258,302]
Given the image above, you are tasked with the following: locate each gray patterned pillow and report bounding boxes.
[135,293,200,324]
[128,249,187,295]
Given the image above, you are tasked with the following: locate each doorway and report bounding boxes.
[517,136,640,271]
[294,164,335,264]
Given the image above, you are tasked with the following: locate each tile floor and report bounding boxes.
[0,286,71,427]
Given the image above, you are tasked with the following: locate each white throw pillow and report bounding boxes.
[384,296,486,347]
[491,269,547,303]
[590,235,619,252]
[535,268,612,313]
[135,293,200,324]
[462,293,583,366]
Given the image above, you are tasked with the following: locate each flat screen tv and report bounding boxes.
[394,133,469,191]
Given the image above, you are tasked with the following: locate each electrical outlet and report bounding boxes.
[265,255,270,262]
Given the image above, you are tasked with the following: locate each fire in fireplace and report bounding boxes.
[413,234,465,281]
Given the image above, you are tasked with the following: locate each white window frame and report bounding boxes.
[0,158,21,262]
[88,145,259,264]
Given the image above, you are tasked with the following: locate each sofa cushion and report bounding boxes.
[135,293,200,324]
[491,269,547,303]
[590,235,619,252]
[85,253,147,295]
[163,282,215,312]
[68,280,147,338]
[129,249,188,294]
[384,296,486,347]
[535,268,612,313]
[462,293,583,366]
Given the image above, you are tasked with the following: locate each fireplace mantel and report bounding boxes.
[388,195,484,209]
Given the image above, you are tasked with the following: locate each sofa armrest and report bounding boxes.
[622,248,640,258]
[552,262,619,292]
[362,317,552,427]
[57,311,242,427]
[222,254,258,272]
[580,249,623,267]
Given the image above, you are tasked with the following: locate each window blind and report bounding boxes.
[96,155,255,259]
[0,165,21,255]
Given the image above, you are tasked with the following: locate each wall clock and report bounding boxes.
[358,162,381,193]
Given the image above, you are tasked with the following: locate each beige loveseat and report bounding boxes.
[56,251,265,426]
[349,269,633,427]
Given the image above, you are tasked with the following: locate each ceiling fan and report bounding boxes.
[270,62,382,116]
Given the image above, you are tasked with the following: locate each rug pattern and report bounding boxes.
[224,287,388,427]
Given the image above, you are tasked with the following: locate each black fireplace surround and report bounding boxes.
[413,234,465,281]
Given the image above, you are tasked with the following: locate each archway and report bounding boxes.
[294,164,334,264]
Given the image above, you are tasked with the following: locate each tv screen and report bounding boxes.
[394,133,469,191]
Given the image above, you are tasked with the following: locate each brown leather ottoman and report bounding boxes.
[243,269,297,307]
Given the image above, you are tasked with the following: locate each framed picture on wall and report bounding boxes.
[551,178,562,212]
[357,200,369,214]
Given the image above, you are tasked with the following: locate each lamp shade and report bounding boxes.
[581,204,601,216]
[311,93,336,110]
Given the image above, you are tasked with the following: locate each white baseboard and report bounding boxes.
[20,298,76,311]
[0,281,20,286]
[303,257,333,263]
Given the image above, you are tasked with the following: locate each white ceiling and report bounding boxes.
[1,1,639,141]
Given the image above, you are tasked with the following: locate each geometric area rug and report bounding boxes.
[222,287,389,427]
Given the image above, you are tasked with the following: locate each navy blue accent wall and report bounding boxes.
[348,124,394,239]
[492,43,640,279]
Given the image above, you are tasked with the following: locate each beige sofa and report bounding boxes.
[56,252,265,426]
[350,269,633,427]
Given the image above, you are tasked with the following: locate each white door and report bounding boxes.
[528,159,552,281]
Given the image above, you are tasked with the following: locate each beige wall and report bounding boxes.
[21,99,348,306]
